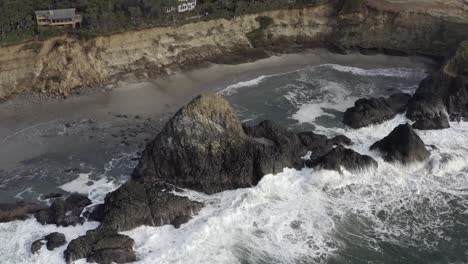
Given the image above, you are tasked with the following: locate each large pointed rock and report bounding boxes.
[370,123,430,163]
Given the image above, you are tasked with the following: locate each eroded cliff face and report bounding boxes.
[0,1,467,99]
[0,5,334,99]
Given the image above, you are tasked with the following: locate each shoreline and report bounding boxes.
[0,49,434,203]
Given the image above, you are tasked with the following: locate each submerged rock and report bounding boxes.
[34,193,91,227]
[305,145,377,173]
[412,114,450,130]
[370,123,430,163]
[64,228,136,264]
[0,201,46,223]
[343,93,411,128]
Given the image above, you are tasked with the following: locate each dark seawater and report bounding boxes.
[1,55,467,264]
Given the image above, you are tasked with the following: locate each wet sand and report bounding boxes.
[0,49,435,202]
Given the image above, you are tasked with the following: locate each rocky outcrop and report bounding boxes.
[343,93,411,128]
[0,201,45,223]
[305,145,377,172]
[407,41,468,127]
[34,193,91,227]
[100,94,353,231]
[99,181,203,231]
[64,228,136,264]
[30,232,67,254]
[370,123,430,163]
[45,232,67,250]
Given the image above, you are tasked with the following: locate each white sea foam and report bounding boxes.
[318,64,428,79]
[1,64,465,264]
[218,75,269,96]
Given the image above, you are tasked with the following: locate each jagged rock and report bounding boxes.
[31,240,44,254]
[133,95,353,194]
[0,201,46,223]
[98,94,353,232]
[99,180,203,231]
[43,193,64,200]
[64,228,136,264]
[412,115,450,130]
[305,145,377,172]
[34,193,91,227]
[343,93,411,128]
[370,123,430,163]
[45,232,66,250]
[407,41,468,127]
[84,204,106,222]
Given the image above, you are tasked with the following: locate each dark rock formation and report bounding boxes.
[0,201,46,223]
[343,93,411,128]
[84,204,106,222]
[97,94,353,232]
[30,232,67,254]
[34,193,91,227]
[64,94,357,263]
[64,228,136,264]
[31,240,44,254]
[305,145,377,173]
[99,181,203,231]
[43,193,64,200]
[407,41,468,128]
[45,232,66,250]
[370,123,430,163]
[412,115,450,130]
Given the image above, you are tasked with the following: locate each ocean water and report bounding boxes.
[2,62,468,264]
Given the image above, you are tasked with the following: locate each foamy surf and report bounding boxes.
[2,62,466,264]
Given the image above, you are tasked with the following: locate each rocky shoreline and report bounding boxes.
[1,90,437,263]
[1,0,468,263]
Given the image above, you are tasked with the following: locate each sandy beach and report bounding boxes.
[0,49,434,203]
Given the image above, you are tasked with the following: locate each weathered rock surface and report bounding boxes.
[97,94,353,232]
[30,232,67,254]
[34,193,91,227]
[31,240,44,254]
[45,232,67,250]
[370,123,430,163]
[407,41,468,128]
[343,93,411,128]
[64,228,136,264]
[99,181,203,231]
[0,201,45,223]
[305,145,377,172]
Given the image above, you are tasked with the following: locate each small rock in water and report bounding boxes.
[45,232,66,250]
[370,123,430,164]
[31,240,44,254]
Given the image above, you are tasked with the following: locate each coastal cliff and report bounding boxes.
[0,0,467,99]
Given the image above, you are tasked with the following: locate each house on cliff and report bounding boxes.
[35,9,82,29]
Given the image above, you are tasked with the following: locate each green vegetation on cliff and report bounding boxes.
[0,0,324,46]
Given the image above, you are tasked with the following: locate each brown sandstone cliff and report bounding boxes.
[0,0,467,100]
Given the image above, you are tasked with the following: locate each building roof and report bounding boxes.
[35,8,77,20]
